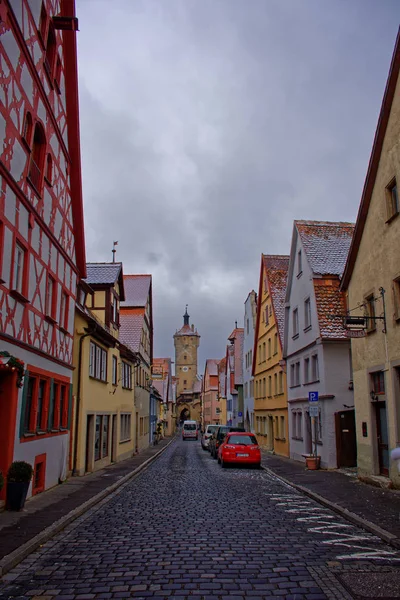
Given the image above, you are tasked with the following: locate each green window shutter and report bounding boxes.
[47,379,55,431]
[67,383,73,430]
[19,371,30,437]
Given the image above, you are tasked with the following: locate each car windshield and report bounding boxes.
[184,424,196,430]
[207,426,218,434]
[217,428,229,439]
[226,435,257,445]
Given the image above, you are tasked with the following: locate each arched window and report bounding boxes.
[28,123,46,191]
[22,112,33,146]
[45,153,53,184]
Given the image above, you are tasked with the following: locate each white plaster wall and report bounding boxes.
[243,295,255,431]
[0,339,72,498]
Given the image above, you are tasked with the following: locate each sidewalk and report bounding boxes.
[0,436,174,576]
[261,451,400,548]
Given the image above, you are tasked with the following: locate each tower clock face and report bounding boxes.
[182,366,188,372]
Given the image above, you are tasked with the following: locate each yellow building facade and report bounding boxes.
[341,36,400,486]
[72,264,136,476]
[253,255,290,457]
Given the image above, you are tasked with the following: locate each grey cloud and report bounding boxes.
[76,0,399,368]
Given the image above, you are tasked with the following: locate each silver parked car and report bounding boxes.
[201,424,219,451]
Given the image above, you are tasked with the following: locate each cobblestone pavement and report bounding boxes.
[1,440,400,600]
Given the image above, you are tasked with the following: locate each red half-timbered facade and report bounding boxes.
[0,0,85,504]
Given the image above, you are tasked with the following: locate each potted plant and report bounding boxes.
[305,454,320,470]
[6,461,33,511]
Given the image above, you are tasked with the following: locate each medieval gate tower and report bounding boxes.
[174,306,200,398]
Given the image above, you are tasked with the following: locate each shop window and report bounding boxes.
[95,415,110,461]
[120,413,131,442]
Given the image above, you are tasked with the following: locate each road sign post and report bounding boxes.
[308,392,319,459]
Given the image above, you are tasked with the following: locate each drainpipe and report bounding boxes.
[73,327,96,475]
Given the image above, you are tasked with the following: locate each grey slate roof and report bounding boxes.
[121,275,151,308]
[85,263,122,286]
[296,221,354,277]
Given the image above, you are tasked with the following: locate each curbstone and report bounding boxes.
[260,464,400,550]
[0,438,175,578]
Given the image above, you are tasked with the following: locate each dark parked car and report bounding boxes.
[209,425,245,459]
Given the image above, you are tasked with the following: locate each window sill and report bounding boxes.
[386,211,399,225]
[45,315,57,325]
[26,175,42,198]
[289,384,301,389]
[304,325,312,333]
[292,333,299,340]
[89,376,107,383]
[292,437,303,441]
[36,430,46,436]
[297,271,303,279]
[23,432,35,438]
[59,326,69,335]
[44,175,53,187]
[274,437,286,441]
[303,380,320,386]
[119,438,132,444]
[10,289,30,304]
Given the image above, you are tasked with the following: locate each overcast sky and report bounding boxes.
[76,0,399,373]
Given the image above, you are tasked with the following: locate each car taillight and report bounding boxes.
[225,444,236,450]
[250,446,260,450]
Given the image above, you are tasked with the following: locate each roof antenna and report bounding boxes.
[235,321,237,328]
[112,241,118,263]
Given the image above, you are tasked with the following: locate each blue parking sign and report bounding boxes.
[309,391,319,402]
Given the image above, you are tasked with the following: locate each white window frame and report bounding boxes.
[293,308,299,337]
[112,356,118,385]
[304,297,311,329]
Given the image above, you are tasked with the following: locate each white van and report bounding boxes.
[182,420,198,441]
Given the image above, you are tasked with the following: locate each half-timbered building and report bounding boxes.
[0,0,85,503]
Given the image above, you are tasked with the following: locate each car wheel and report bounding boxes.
[217,456,221,464]
[221,458,227,468]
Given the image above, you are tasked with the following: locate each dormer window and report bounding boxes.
[111,293,118,325]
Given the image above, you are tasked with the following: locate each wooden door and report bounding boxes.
[335,410,357,467]
[375,402,389,475]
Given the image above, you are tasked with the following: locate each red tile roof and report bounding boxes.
[313,278,348,339]
[119,308,145,353]
[296,221,354,277]
[174,324,200,337]
[122,275,151,307]
[263,255,289,347]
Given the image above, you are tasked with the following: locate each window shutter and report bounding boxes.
[47,379,54,430]
[67,383,73,430]
[19,370,30,437]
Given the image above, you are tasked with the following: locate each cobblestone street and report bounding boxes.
[1,439,400,600]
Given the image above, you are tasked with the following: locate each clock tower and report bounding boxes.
[174,306,200,397]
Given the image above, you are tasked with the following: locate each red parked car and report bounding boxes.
[218,432,261,469]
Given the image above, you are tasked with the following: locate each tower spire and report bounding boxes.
[183,304,189,326]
